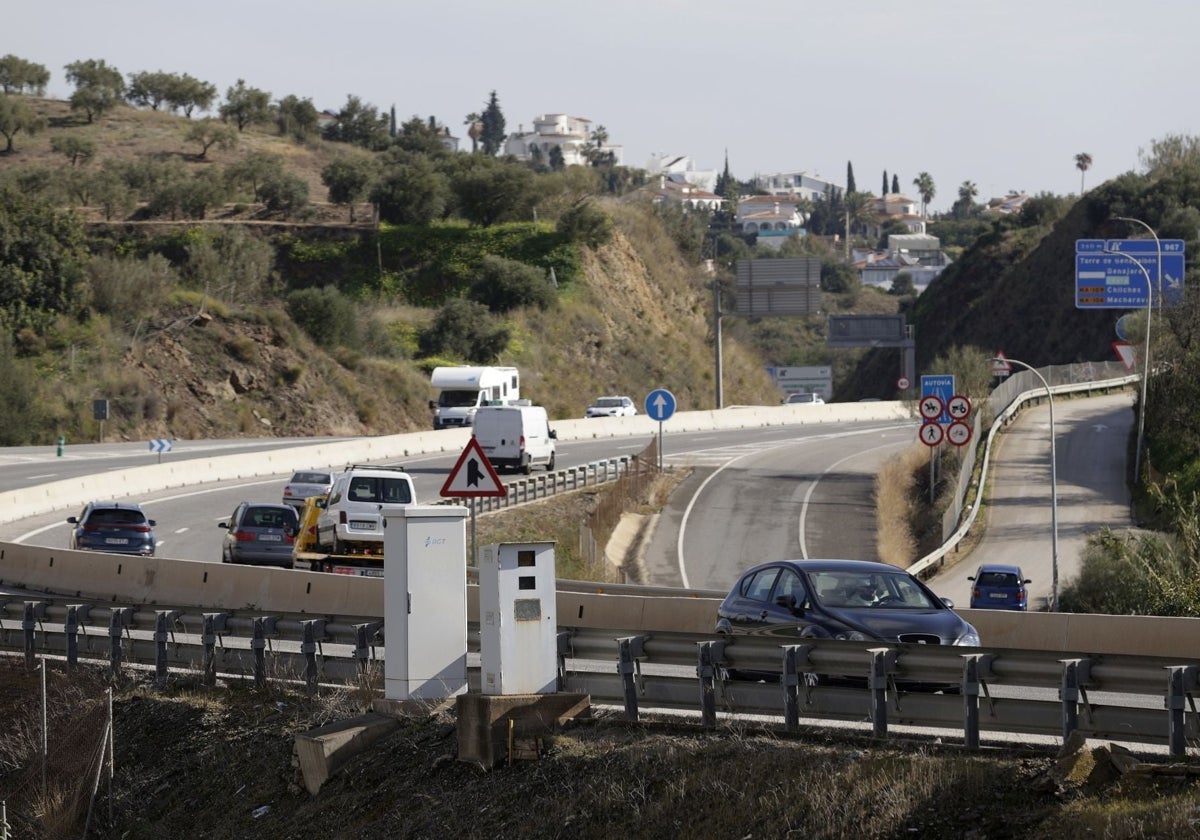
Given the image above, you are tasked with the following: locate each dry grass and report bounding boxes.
[875,442,929,566]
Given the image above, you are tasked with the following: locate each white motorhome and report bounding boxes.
[472,403,556,474]
[429,366,520,429]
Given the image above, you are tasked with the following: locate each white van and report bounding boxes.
[472,404,557,474]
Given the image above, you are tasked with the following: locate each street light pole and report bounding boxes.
[1113,216,1162,308]
[1102,247,1154,484]
[995,357,1059,611]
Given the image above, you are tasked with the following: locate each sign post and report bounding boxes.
[440,437,507,565]
[643,388,677,470]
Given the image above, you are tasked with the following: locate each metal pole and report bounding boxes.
[713,277,724,410]
[993,357,1059,610]
[1102,247,1154,484]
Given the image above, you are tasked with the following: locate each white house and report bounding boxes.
[645,154,718,194]
[855,233,950,293]
[873,193,926,234]
[736,195,806,250]
[754,170,842,203]
[649,174,724,211]
[502,114,623,166]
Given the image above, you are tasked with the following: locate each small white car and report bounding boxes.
[784,392,825,405]
[585,396,638,418]
[315,464,416,555]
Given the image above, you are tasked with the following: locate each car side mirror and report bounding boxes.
[941,597,956,609]
[549,430,557,439]
[967,576,976,581]
[428,400,437,410]
[775,594,803,615]
[148,519,156,527]
[218,522,229,530]
[1023,579,1032,584]
[67,516,78,524]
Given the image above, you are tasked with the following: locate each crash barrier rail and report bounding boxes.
[3,598,1197,756]
[915,367,1139,578]
[432,455,635,515]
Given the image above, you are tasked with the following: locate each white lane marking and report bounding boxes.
[174,528,189,534]
[796,440,909,561]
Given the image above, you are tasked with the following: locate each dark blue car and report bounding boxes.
[68,501,157,556]
[968,564,1031,610]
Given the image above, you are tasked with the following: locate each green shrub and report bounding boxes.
[285,286,359,350]
[556,201,613,248]
[469,254,556,313]
[418,298,509,361]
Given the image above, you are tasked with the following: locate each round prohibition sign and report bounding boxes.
[919,395,944,421]
[947,394,972,420]
[946,420,972,446]
[919,421,944,447]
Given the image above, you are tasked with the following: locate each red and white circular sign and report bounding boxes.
[919,395,944,421]
[919,421,944,447]
[947,395,972,421]
[897,376,911,390]
[947,421,972,446]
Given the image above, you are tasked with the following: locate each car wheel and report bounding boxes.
[545,453,556,471]
[522,459,533,476]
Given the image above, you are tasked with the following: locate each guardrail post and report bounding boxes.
[1059,658,1091,742]
[697,640,726,728]
[154,611,171,689]
[302,620,321,694]
[108,609,126,677]
[65,605,85,668]
[617,636,646,721]
[353,622,382,679]
[202,613,228,687]
[1165,666,1196,758]
[556,631,572,692]
[867,648,897,739]
[782,645,814,731]
[962,655,986,750]
[21,602,45,668]
[252,617,267,687]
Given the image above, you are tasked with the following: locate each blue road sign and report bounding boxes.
[148,439,173,453]
[1075,239,1186,308]
[920,375,955,425]
[644,389,677,422]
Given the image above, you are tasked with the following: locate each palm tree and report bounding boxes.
[464,112,482,153]
[1075,152,1093,194]
[954,181,978,219]
[842,191,878,258]
[912,172,936,218]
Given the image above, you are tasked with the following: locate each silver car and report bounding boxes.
[282,469,334,509]
[585,396,637,418]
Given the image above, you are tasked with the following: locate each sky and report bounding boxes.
[10,1,1200,213]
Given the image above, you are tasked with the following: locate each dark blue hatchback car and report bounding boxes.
[968,564,1031,610]
[67,501,157,556]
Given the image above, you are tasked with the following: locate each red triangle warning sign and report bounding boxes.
[440,437,507,498]
[1113,341,1137,372]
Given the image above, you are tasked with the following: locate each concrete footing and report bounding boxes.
[294,712,399,795]
[456,692,591,769]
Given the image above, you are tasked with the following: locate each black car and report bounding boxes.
[716,559,980,681]
[67,501,157,556]
[219,502,299,568]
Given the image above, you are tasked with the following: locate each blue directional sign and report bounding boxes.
[148,439,173,453]
[644,389,677,422]
[1075,239,1186,309]
[920,375,954,425]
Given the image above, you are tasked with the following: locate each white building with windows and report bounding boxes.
[754,170,842,203]
[502,114,623,166]
[645,154,718,193]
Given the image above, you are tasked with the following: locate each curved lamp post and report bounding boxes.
[1102,247,1154,484]
[995,357,1059,611]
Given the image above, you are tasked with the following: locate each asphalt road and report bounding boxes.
[928,391,1135,608]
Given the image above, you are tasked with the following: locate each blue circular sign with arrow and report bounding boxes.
[644,388,677,422]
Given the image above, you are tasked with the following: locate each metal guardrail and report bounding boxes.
[432,456,633,513]
[4,598,1198,756]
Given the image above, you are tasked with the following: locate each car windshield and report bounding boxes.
[594,398,623,407]
[438,390,481,408]
[244,507,298,529]
[87,508,147,526]
[808,570,938,609]
[347,477,413,504]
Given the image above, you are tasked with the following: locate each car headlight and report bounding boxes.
[954,626,981,647]
[834,630,871,642]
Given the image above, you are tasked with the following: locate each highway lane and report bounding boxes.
[928,391,1135,609]
[1,419,917,569]
[644,425,916,590]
